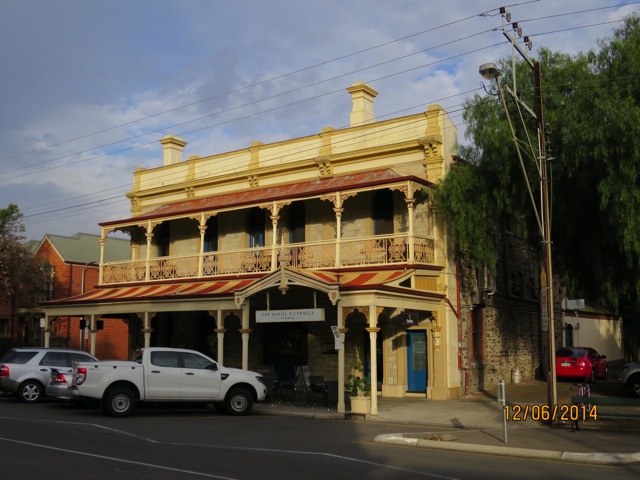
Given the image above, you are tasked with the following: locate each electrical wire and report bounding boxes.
[10,2,635,234]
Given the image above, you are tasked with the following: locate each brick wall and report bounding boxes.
[34,239,129,360]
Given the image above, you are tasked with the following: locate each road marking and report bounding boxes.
[0,416,459,479]
[0,436,238,480]
[0,415,160,443]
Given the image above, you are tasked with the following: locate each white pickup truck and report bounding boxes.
[71,347,266,417]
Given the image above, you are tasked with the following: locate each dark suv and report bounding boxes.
[0,348,97,403]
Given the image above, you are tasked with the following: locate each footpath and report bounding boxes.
[253,378,640,465]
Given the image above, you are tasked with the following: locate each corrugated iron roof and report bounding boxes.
[35,232,130,264]
[102,169,429,226]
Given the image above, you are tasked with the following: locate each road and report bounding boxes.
[1,396,639,480]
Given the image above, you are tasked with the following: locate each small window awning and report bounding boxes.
[299,269,414,287]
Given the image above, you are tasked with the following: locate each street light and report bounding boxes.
[479,61,558,416]
[479,62,501,80]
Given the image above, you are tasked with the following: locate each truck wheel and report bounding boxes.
[225,388,253,416]
[104,388,136,417]
[18,380,43,403]
[630,375,640,398]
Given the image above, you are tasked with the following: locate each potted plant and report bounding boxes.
[346,345,371,414]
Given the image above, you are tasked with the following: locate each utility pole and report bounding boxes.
[481,7,557,413]
[534,61,557,413]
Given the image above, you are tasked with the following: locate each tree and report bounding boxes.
[434,15,640,353]
[0,204,49,344]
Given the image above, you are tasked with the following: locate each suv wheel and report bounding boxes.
[18,380,43,403]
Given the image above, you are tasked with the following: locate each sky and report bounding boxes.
[1,0,637,241]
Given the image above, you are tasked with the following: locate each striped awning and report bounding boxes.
[42,278,257,306]
[338,270,412,287]
[302,269,413,288]
[42,269,416,309]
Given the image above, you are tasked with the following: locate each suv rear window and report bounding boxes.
[0,351,38,364]
[41,352,70,367]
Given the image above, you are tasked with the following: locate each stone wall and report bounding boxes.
[458,232,562,394]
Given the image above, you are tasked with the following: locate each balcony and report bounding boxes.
[101,233,436,285]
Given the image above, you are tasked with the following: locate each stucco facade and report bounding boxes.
[42,82,549,413]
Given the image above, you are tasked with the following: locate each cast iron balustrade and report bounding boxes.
[100,233,436,285]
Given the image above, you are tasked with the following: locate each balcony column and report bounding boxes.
[140,311,156,348]
[198,215,206,278]
[144,221,154,282]
[43,315,51,347]
[270,206,280,271]
[210,308,225,364]
[337,306,347,413]
[334,207,343,267]
[240,302,251,370]
[367,305,382,416]
[99,231,106,285]
[406,197,416,263]
[321,192,355,268]
[89,314,97,356]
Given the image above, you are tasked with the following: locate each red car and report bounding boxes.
[555,347,608,382]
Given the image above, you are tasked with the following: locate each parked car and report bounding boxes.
[48,365,98,401]
[555,346,608,383]
[0,348,98,403]
[72,347,266,417]
[620,362,640,397]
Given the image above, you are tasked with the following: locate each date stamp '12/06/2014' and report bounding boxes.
[504,404,598,422]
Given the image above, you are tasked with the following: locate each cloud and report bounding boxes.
[0,0,634,240]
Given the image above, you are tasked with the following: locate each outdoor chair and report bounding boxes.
[274,364,296,404]
[309,375,329,408]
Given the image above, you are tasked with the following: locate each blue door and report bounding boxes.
[407,331,427,392]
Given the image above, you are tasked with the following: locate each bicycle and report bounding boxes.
[570,382,591,431]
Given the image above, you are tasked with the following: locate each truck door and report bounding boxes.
[180,352,222,399]
[147,351,182,399]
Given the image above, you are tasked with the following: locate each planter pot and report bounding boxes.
[349,395,371,414]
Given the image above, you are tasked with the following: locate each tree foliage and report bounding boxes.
[0,204,48,307]
[434,15,640,318]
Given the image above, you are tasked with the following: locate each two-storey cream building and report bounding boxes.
[42,83,462,413]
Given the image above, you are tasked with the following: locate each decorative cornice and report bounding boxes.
[314,156,333,178]
[247,175,259,188]
[419,135,443,159]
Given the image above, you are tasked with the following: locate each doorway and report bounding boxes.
[564,323,574,347]
[407,331,427,392]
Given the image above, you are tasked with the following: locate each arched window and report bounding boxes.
[248,207,265,248]
[288,202,305,243]
[372,189,393,235]
[204,216,218,252]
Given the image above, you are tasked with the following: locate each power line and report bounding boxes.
[13,4,635,233]
[0,6,497,165]
[4,3,629,177]
[0,35,502,180]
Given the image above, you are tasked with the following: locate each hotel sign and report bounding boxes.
[256,308,325,323]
